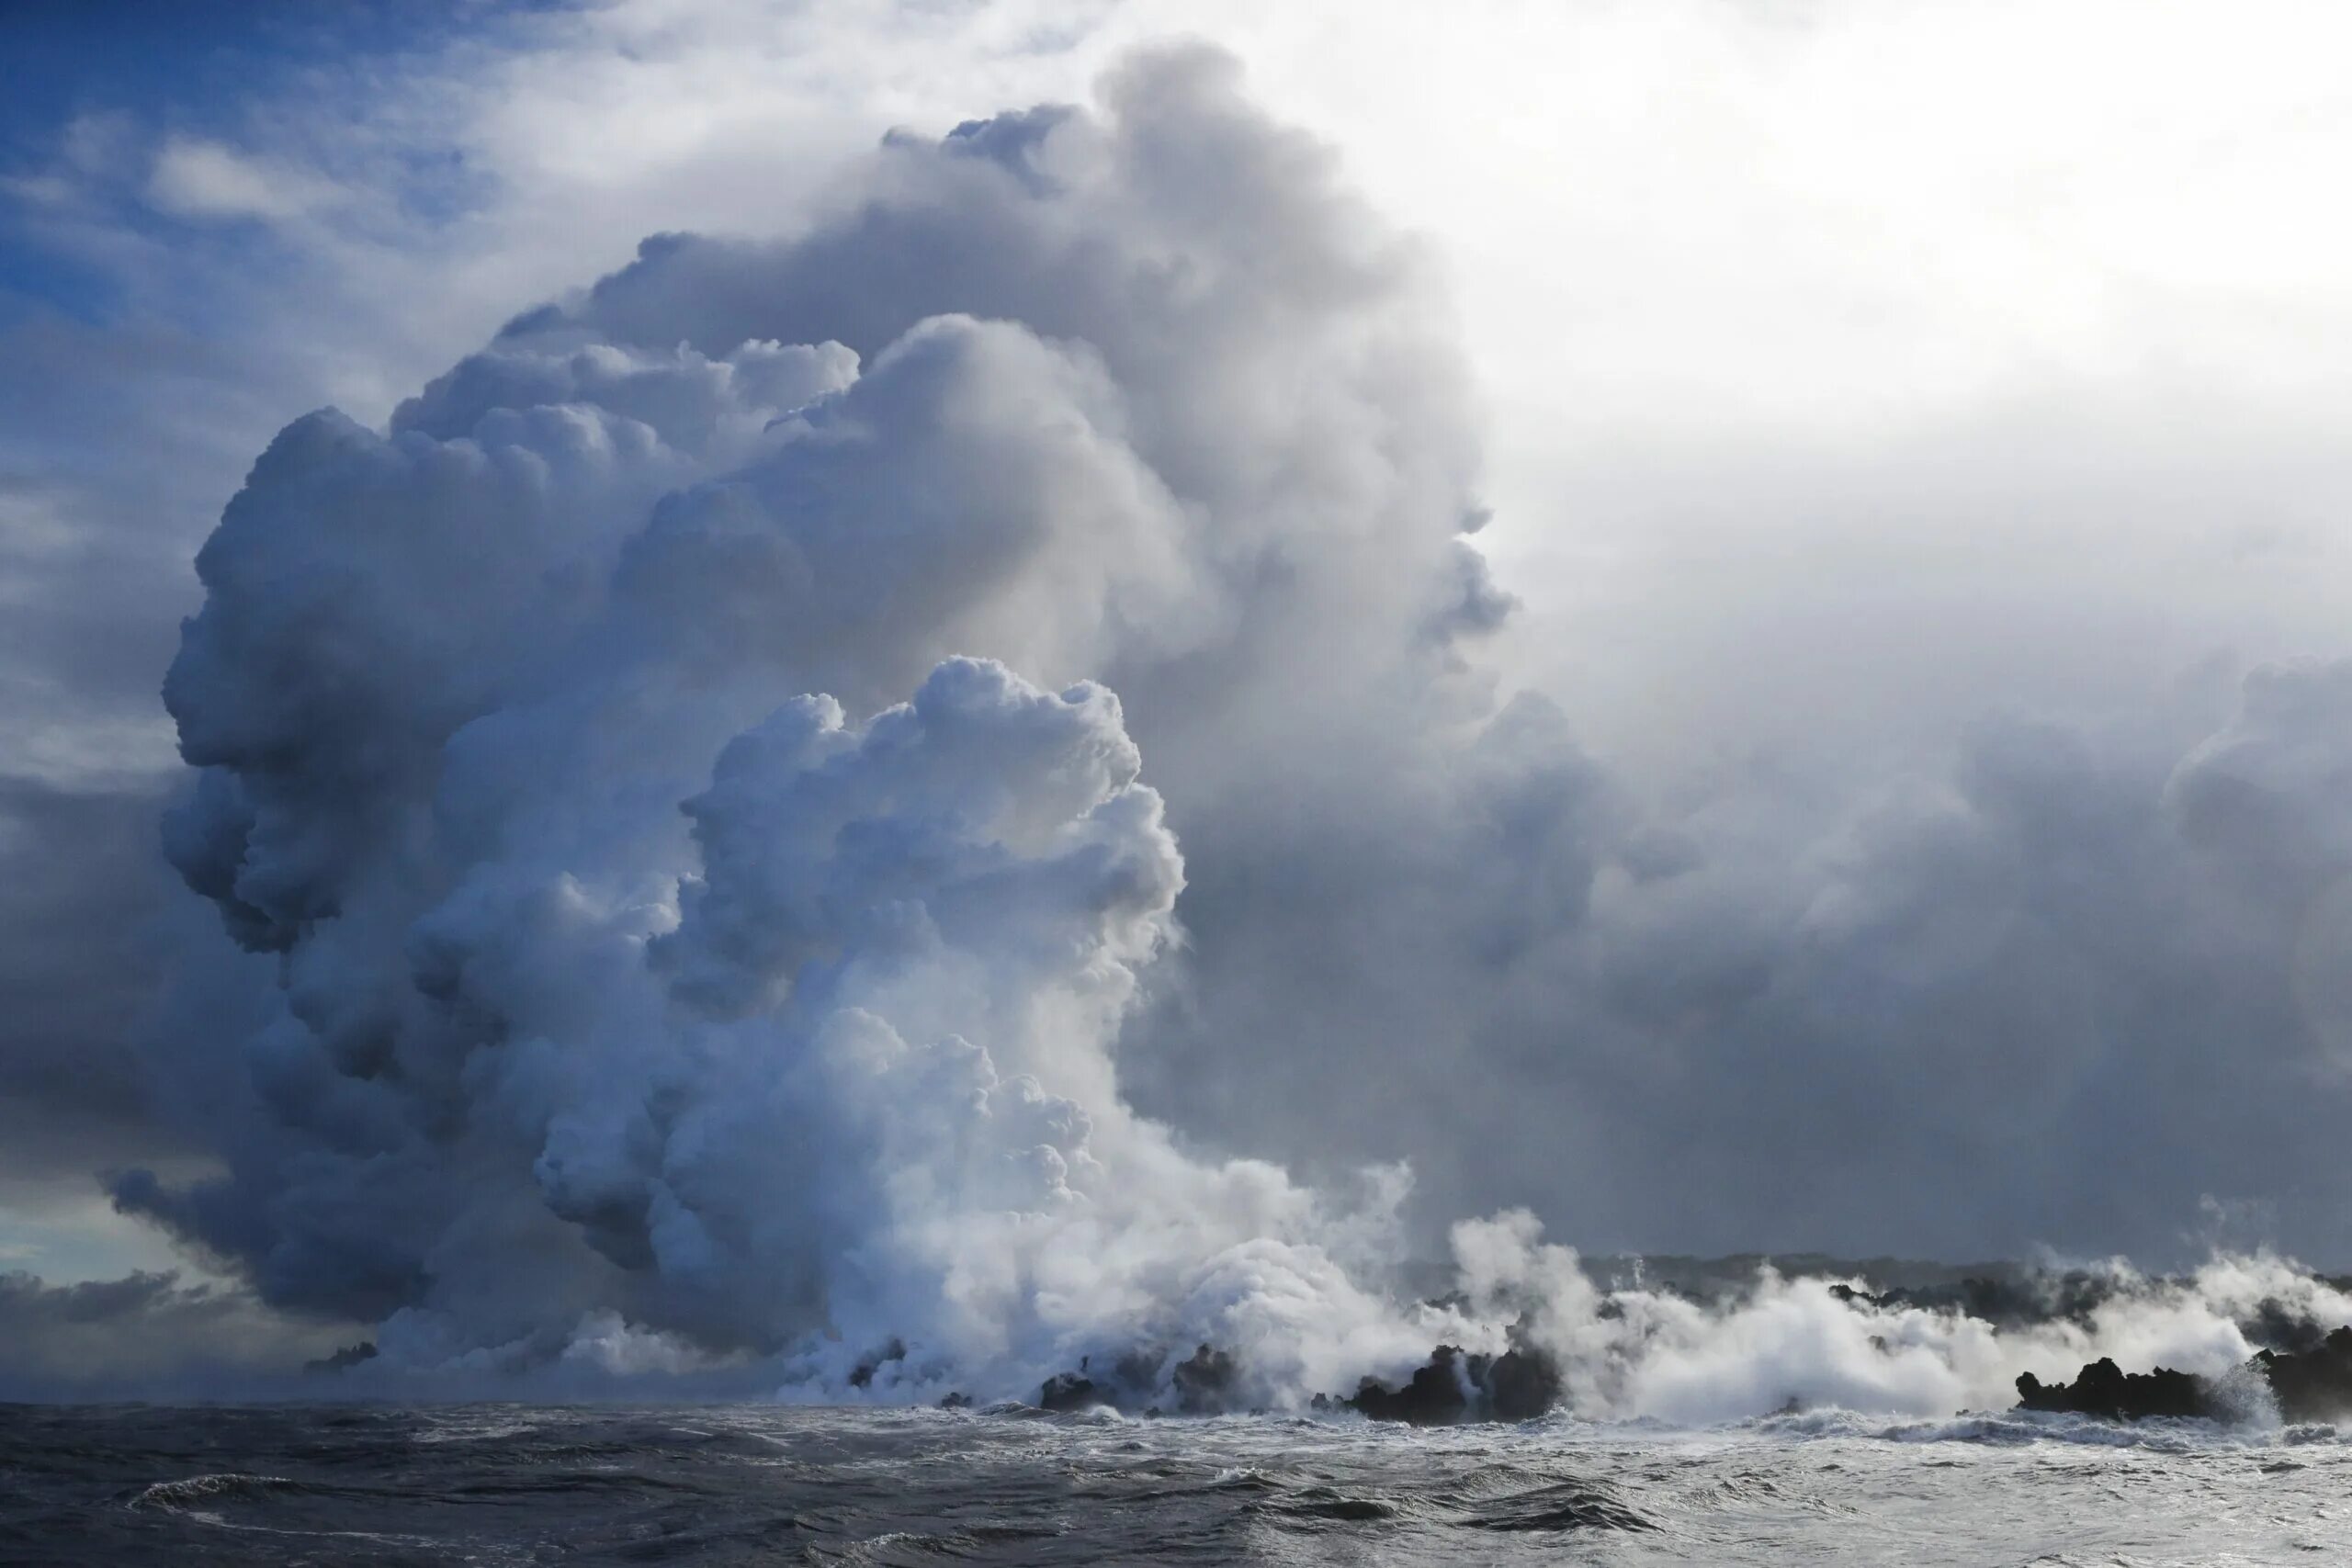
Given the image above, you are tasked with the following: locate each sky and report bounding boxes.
[2,0,2350,1393]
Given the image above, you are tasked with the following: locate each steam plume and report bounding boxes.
[119,45,2352,1416]
[130,47,1522,1401]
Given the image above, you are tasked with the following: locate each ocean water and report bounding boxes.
[5,1403,2346,1566]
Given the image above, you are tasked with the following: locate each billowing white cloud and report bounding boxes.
[120,50,1530,1399]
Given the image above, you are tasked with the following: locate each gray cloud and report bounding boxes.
[0,1269,356,1399]
[1146,657,2352,1266]
[0,774,188,1168]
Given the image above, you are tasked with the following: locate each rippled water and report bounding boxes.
[5,1402,2347,1564]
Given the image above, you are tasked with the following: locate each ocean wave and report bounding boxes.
[9,1402,2347,1564]
[129,1472,309,1510]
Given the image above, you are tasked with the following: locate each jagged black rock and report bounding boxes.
[2014,1325,2352,1423]
[1343,1335,1564,1426]
[2256,1326,2352,1422]
[2015,1359,2211,1421]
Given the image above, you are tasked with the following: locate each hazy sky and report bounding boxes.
[3,0,2349,1389]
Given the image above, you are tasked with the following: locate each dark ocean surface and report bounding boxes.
[5,1401,2346,1565]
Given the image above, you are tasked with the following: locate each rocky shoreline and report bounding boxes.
[1006,1314,2352,1427]
[2018,1325,2352,1424]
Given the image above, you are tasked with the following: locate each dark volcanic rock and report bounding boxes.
[302,1341,379,1374]
[1351,1345,1473,1424]
[1038,1371,1102,1412]
[2017,1325,2352,1424]
[1170,1344,1239,1413]
[2257,1325,2352,1421]
[1347,1334,1564,1426]
[2016,1358,2215,1421]
[1484,1342,1564,1422]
